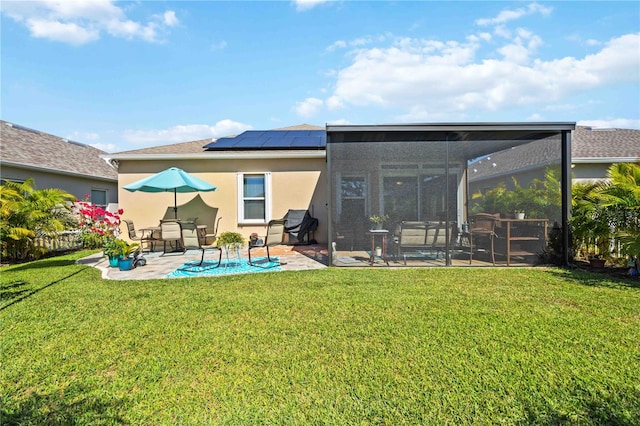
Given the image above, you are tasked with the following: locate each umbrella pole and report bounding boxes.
[174,189,178,219]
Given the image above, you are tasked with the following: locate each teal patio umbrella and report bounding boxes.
[123,167,217,219]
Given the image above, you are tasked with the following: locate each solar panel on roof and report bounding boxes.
[204,129,326,150]
[291,136,321,147]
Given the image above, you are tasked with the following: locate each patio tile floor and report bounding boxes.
[78,244,328,280]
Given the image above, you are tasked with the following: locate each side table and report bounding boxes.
[368,229,390,266]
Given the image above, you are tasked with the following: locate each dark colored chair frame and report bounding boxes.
[247,219,285,267]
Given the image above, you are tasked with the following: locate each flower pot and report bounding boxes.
[118,257,134,271]
[515,212,525,220]
[108,255,121,268]
[590,258,605,268]
[375,248,382,257]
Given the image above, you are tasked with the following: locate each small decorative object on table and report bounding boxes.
[369,214,389,230]
[217,232,245,267]
[249,232,259,246]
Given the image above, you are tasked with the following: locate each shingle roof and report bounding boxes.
[572,126,640,159]
[115,139,211,155]
[113,124,325,155]
[469,126,640,182]
[0,121,117,181]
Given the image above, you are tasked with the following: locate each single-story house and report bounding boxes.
[107,124,328,248]
[108,122,576,267]
[571,126,640,184]
[0,120,118,206]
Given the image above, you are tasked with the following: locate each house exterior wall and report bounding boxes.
[571,163,616,184]
[117,157,328,244]
[1,164,118,204]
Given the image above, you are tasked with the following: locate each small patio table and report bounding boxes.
[368,229,390,266]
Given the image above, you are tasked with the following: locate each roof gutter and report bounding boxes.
[104,150,327,161]
[573,157,640,163]
[327,122,576,132]
[1,161,117,183]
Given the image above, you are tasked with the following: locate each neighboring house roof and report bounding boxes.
[469,126,640,182]
[572,126,640,162]
[0,120,117,181]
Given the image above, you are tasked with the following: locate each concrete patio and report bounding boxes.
[78,244,328,280]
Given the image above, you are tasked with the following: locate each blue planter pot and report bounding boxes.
[118,257,134,271]
[108,255,122,267]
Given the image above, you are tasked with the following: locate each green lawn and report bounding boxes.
[2,252,639,425]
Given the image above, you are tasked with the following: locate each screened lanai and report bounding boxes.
[327,123,574,267]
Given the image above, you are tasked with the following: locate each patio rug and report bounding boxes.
[166,257,281,278]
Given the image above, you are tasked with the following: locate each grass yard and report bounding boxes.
[2,252,639,425]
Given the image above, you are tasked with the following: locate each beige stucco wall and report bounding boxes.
[1,165,118,204]
[117,157,328,244]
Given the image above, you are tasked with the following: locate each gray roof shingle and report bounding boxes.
[572,126,640,159]
[0,121,117,181]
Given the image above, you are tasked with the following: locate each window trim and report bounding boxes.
[237,172,271,224]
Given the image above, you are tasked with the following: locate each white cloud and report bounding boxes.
[26,18,99,45]
[320,32,639,120]
[476,2,552,27]
[1,0,179,45]
[122,120,253,146]
[577,118,640,129]
[326,118,351,125]
[295,98,324,118]
[293,0,332,12]
[91,142,120,153]
[326,34,391,52]
[162,11,179,27]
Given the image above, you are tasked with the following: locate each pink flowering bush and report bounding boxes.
[73,194,123,249]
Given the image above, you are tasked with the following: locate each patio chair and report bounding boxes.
[247,219,285,267]
[181,221,221,266]
[397,221,429,265]
[469,213,499,265]
[122,219,156,252]
[160,220,185,255]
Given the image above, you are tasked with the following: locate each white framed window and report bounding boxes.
[237,172,271,224]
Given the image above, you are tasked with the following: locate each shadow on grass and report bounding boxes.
[0,269,85,312]
[1,384,127,425]
[547,267,640,290]
[3,258,77,272]
[518,388,640,425]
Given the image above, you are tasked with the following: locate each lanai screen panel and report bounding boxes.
[327,125,567,267]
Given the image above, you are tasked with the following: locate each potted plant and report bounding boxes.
[216,232,245,265]
[369,214,389,230]
[514,210,525,220]
[116,239,140,271]
[375,246,382,257]
[103,237,123,267]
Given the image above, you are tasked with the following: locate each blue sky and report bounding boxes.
[2,1,639,153]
